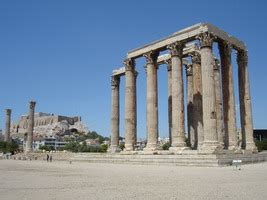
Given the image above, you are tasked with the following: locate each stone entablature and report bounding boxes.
[127,23,245,59]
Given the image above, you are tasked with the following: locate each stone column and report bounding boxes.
[219,41,237,150]
[186,64,194,148]
[25,101,36,153]
[166,60,172,144]
[124,58,137,151]
[197,33,220,152]
[143,50,159,151]
[213,59,225,147]
[237,50,257,152]
[4,109,12,142]
[190,52,203,150]
[110,75,120,152]
[167,42,187,149]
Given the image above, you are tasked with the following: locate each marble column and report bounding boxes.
[213,59,225,147]
[110,75,121,152]
[25,101,36,153]
[190,52,203,150]
[4,109,12,142]
[143,50,159,151]
[219,41,237,150]
[197,33,220,152]
[237,50,257,152]
[166,60,172,144]
[167,42,187,149]
[124,58,137,151]
[186,64,194,148]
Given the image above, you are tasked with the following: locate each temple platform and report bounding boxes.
[12,151,267,167]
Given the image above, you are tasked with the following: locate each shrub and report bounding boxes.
[162,143,171,150]
[100,144,108,153]
[255,140,267,152]
[39,145,55,151]
[119,143,125,151]
[0,141,19,154]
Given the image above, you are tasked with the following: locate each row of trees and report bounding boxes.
[39,142,108,153]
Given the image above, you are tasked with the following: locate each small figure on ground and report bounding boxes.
[46,154,49,162]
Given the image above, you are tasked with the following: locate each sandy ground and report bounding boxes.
[0,160,266,200]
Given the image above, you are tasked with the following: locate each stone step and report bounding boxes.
[71,158,219,167]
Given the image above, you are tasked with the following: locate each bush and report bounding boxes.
[63,142,108,153]
[119,143,125,151]
[0,141,19,154]
[39,145,55,151]
[255,140,267,152]
[100,144,108,153]
[162,143,171,150]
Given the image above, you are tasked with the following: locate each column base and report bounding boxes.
[228,145,239,151]
[246,142,258,153]
[143,145,159,152]
[169,147,190,154]
[124,144,134,151]
[198,141,223,154]
[108,146,121,153]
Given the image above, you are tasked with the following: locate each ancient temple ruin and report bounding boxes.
[110,23,257,154]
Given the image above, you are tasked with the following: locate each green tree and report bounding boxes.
[0,141,19,154]
[39,145,55,151]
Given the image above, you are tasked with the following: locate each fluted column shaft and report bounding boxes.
[25,101,36,153]
[110,75,120,152]
[186,65,194,148]
[4,109,12,142]
[219,42,237,150]
[191,52,203,150]
[168,42,187,148]
[144,51,159,151]
[167,61,172,144]
[213,59,225,147]
[237,50,257,151]
[124,59,137,151]
[198,33,220,151]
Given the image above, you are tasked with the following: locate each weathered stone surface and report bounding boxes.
[124,58,137,151]
[219,41,238,150]
[144,51,159,151]
[4,109,11,142]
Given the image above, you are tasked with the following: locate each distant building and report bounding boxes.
[84,139,100,146]
[31,136,68,150]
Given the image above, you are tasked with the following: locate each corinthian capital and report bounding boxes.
[124,58,135,71]
[111,76,120,88]
[5,109,12,115]
[143,50,159,64]
[29,101,36,110]
[197,32,216,48]
[237,50,248,66]
[167,42,184,57]
[189,52,201,64]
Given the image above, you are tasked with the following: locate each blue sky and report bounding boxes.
[0,0,266,138]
